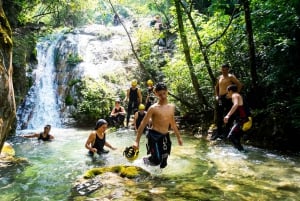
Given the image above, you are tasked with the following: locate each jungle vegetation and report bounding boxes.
[2,0,300,151]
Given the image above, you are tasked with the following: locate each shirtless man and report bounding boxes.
[211,63,242,140]
[133,82,183,168]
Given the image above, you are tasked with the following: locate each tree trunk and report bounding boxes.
[0,0,16,153]
[108,0,146,71]
[241,0,258,89]
[174,0,208,107]
[179,1,216,87]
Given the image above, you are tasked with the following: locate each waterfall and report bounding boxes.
[16,35,63,130]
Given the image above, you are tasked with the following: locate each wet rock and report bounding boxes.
[83,165,150,179]
[72,165,151,197]
[72,175,103,196]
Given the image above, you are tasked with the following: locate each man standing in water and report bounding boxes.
[212,63,242,140]
[224,84,248,151]
[133,82,183,168]
[124,79,142,128]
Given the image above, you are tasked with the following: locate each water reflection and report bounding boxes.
[1,128,300,200]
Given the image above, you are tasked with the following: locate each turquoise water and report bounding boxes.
[1,128,300,200]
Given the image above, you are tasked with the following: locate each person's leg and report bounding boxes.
[211,101,224,140]
[160,134,171,168]
[223,98,233,138]
[133,101,139,116]
[228,122,244,151]
[126,103,132,127]
[110,116,117,127]
[118,115,125,127]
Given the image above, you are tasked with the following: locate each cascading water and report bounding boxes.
[16,35,62,130]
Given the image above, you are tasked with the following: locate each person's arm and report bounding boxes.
[110,107,116,116]
[119,106,126,115]
[49,135,54,140]
[138,89,142,104]
[134,108,153,149]
[133,112,138,131]
[85,133,96,153]
[170,105,183,146]
[230,75,243,92]
[215,77,220,99]
[22,133,39,138]
[105,141,117,150]
[124,89,129,102]
[224,94,239,123]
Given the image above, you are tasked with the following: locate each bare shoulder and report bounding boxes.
[89,131,96,138]
[167,103,176,110]
[228,73,236,77]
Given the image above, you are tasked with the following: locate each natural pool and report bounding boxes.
[1,128,300,201]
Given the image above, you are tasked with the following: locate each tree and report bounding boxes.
[0,0,16,153]
[241,0,258,90]
[174,0,208,107]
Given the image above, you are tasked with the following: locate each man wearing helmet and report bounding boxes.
[133,82,183,168]
[133,104,149,133]
[124,79,142,128]
[145,79,156,111]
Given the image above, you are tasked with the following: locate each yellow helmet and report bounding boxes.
[123,146,139,161]
[242,117,252,132]
[131,79,137,86]
[138,104,145,110]
[147,79,153,86]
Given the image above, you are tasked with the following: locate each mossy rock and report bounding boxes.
[83,165,150,179]
[1,142,15,156]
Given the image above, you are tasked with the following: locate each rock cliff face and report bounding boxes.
[0,0,16,152]
[54,24,137,126]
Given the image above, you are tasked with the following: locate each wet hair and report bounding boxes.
[221,63,230,68]
[95,119,107,130]
[227,84,238,92]
[154,82,167,92]
[44,124,51,129]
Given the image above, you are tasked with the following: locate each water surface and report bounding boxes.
[1,128,300,200]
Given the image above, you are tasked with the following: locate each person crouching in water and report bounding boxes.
[22,124,54,141]
[133,82,183,168]
[85,119,116,156]
[224,84,248,151]
[109,98,126,128]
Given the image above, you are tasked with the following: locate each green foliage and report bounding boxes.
[68,79,81,87]
[65,95,73,106]
[73,78,114,124]
[291,97,300,129]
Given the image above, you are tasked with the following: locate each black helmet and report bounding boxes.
[123,146,139,161]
